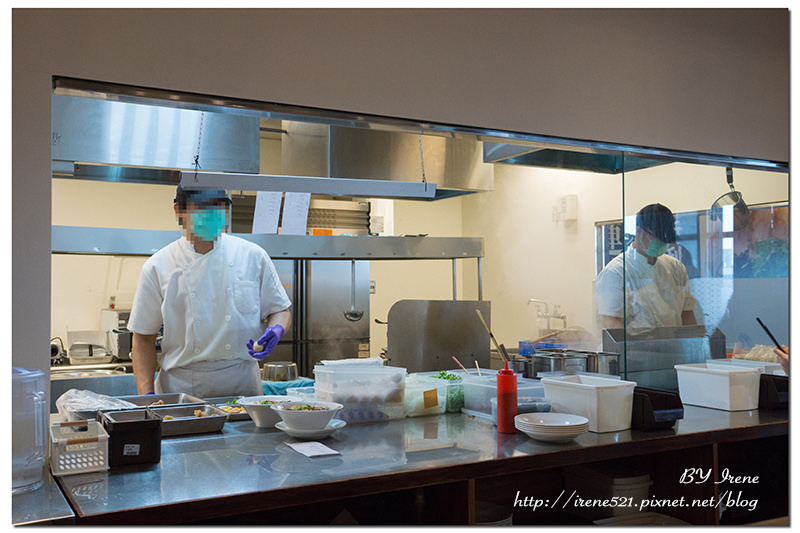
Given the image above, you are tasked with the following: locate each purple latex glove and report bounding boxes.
[247,325,284,360]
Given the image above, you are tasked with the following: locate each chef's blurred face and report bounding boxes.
[637,228,669,258]
[175,197,231,243]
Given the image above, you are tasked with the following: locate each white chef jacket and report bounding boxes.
[128,233,292,371]
[595,245,696,329]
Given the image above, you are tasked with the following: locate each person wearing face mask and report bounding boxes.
[596,203,697,330]
[127,186,292,397]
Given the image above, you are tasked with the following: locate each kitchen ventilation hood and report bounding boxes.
[280,122,493,200]
[51,94,493,200]
[51,94,260,184]
[483,140,669,174]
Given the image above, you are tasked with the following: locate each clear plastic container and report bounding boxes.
[12,367,47,494]
[490,396,551,425]
[416,371,466,412]
[404,375,448,417]
[286,386,316,401]
[314,365,406,424]
[462,374,544,417]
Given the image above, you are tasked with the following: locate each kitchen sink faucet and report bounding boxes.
[528,299,567,336]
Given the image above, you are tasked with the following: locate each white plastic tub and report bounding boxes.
[705,358,785,376]
[541,375,636,432]
[675,363,760,411]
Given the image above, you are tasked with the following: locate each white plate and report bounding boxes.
[519,430,584,443]
[516,426,588,436]
[516,412,589,427]
[275,418,346,439]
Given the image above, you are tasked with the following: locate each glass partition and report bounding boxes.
[596,157,789,389]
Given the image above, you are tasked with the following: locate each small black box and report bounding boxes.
[99,409,162,466]
[759,374,789,410]
[631,386,684,431]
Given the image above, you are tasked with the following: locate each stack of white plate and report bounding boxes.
[515,413,589,443]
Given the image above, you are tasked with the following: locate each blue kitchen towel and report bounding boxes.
[262,376,314,395]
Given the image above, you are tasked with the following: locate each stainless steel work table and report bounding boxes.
[54,406,788,526]
[12,469,75,525]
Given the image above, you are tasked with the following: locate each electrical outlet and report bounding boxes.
[369,280,376,294]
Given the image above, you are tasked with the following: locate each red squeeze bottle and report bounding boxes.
[497,360,518,433]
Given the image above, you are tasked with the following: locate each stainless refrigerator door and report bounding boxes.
[271,259,296,342]
[305,260,370,340]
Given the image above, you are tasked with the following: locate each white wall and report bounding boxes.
[14,8,789,372]
[461,164,621,348]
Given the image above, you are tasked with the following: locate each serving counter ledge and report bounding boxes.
[54,406,788,526]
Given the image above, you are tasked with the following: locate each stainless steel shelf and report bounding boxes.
[51,226,483,260]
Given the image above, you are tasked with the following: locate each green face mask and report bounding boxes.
[646,238,669,258]
[190,207,227,242]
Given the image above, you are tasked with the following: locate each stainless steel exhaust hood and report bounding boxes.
[281,122,493,200]
[51,94,493,200]
[483,140,669,174]
[51,94,260,185]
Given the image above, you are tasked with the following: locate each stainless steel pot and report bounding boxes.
[585,351,621,376]
[261,361,298,382]
[531,351,588,377]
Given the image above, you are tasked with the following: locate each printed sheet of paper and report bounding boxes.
[251,191,282,234]
[284,441,341,458]
[280,192,311,235]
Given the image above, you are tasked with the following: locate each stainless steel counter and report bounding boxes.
[12,469,75,525]
[53,405,788,525]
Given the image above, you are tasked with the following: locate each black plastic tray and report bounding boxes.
[631,386,684,431]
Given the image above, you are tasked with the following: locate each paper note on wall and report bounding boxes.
[281,192,311,235]
[252,191,282,234]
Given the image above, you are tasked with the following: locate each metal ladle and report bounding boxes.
[711,166,750,231]
[343,259,364,322]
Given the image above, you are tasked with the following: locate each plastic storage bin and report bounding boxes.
[541,374,636,432]
[314,365,406,424]
[461,374,544,417]
[49,420,109,476]
[705,358,785,375]
[489,396,551,424]
[286,387,316,401]
[99,409,161,466]
[675,363,760,411]
[563,463,652,520]
[404,375,448,417]
[417,370,467,412]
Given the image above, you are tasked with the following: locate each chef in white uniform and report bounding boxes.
[596,203,697,330]
[128,186,292,397]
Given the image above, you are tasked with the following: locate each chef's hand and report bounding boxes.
[247,325,285,360]
[773,345,789,375]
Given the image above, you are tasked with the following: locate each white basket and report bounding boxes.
[49,420,110,476]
